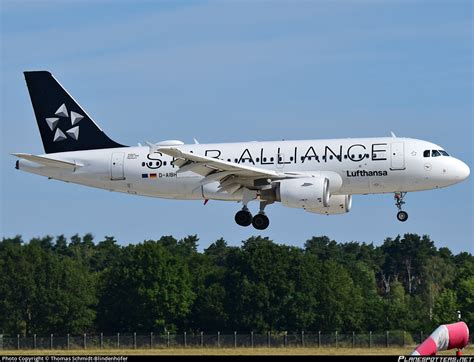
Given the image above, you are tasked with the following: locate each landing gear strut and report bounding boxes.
[394,192,408,222]
[235,189,257,227]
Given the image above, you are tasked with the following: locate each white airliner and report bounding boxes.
[14,71,470,230]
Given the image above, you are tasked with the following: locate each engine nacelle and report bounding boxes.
[305,194,352,215]
[276,177,330,209]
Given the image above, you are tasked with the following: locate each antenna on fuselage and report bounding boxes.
[390,131,397,138]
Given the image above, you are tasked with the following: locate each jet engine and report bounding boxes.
[275,177,330,209]
[305,194,352,215]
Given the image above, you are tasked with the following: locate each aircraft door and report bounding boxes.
[390,142,405,170]
[111,152,125,180]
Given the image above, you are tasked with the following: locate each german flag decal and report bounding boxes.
[150,173,157,179]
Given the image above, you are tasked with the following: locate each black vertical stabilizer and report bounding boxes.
[24,71,125,154]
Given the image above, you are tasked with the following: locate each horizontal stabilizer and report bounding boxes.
[12,153,82,170]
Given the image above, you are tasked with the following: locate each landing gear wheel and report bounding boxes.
[252,213,270,230]
[235,209,253,227]
[397,211,408,222]
[394,192,408,222]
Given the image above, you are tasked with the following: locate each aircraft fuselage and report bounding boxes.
[17,137,469,201]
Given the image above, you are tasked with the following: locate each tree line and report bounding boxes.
[0,233,472,336]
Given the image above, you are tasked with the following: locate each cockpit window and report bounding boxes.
[424,149,449,157]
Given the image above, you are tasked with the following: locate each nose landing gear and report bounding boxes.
[394,192,408,222]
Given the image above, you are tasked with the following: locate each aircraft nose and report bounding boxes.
[453,159,470,182]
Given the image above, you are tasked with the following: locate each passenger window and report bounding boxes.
[432,150,441,157]
[423,150,430,157]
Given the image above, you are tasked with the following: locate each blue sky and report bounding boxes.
[1,1,472,253]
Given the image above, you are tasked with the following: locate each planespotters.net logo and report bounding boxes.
[398,356,473,362]
[45,103,83,142]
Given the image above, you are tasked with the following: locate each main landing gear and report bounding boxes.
[235,194,270,230]
[235,207,253,227]
[234,207,270,230]
[394,192,408,222]
[252,202,270,230]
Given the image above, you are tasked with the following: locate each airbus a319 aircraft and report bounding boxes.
[14,71,470,230]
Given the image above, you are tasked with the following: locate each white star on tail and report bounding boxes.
[45,117,59,131]
[70,111,84,126]
[53,128,67,142]
[55,104,68,117]
[66,126,79,140]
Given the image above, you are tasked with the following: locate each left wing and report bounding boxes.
[158,147,285,193]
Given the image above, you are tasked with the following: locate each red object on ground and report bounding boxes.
[411,321,469,356]
[415,337,438,356]
[447,321,469,349]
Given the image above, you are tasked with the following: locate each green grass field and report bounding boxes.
[2,347,473,356]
